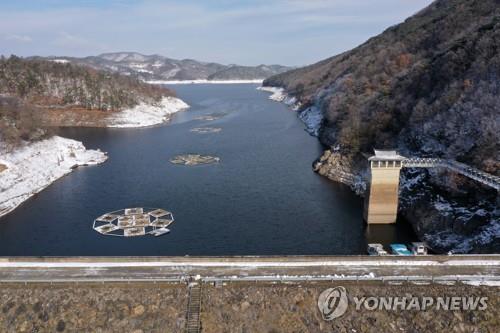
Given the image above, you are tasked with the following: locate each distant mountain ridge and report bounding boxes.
[34,52,292,82]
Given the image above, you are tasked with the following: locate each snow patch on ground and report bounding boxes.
[160,67,181,79]
[257,86,287,102]
[147,79,263,85]
[51,59,69,64]
[107,96,189,128]
[130,63,148,69]
[299,106,323,136]
[463,280,500,286]
[136,69,153,74]
[257,86,298,107]
[0,136,107,218]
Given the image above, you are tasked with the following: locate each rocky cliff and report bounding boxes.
[264,0,500,253]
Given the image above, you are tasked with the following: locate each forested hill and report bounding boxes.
[0,56,175,144]
[0,56,173,111]
[264,0,500,174]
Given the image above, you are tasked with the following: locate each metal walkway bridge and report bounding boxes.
[402,158,500,191]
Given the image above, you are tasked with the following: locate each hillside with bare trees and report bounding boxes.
[265,0,499,174]
[0,56,176,144]
[264,0,500,253]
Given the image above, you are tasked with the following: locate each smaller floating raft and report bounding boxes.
[170,154,220,166]
[190,127,222,134]
[93,207,174,237]
[194,112,227,121]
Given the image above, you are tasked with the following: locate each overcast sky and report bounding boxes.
[0,0,434,66]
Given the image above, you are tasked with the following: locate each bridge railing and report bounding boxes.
[402,158,444,168]
[402,158,500,191]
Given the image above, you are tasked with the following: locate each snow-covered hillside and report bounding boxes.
[37,52,292,82]
[0,137,108,218]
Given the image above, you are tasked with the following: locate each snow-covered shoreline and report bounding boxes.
[0,136,108,218]
[107,96,189,128]
[0,96,187,218]
[257,86,323,136]
[257,86,295,103]
[147,79,263,85]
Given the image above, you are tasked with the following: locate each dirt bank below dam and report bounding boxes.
[1,281,498,332]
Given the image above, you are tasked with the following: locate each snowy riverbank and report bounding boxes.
[107,96,189,128]
[0,136,107,218]
[147,79,263,85]
[257,86,323,136]
[0,96,186,217]
[257,86,295,104]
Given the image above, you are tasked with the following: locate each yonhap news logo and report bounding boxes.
[317,287,349,320]
[317,286,488,321]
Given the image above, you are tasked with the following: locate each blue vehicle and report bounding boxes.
[390,244,412,256]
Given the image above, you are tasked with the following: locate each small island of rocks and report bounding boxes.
[170,154,220,166]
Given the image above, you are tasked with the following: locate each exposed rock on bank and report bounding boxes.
[170,154,220,166]
[313,149,367,195]
[0,136,107,218]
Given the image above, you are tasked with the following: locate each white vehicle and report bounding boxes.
[410,242,428,255]
[367,243,388,256]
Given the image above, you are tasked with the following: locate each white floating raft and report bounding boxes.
[92,207,175,237]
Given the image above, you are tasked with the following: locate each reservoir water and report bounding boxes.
[0,84,415,255]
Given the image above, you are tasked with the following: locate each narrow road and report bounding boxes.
[0,256,498,283]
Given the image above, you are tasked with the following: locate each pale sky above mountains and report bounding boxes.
[1,0,434,66]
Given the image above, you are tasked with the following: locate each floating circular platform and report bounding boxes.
[93,208,174,237]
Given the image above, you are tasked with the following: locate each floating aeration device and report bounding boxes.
[93,208,174,237]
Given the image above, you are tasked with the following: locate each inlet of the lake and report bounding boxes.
[0,84,416,255]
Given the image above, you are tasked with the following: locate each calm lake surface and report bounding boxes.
[0,84,415,255]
